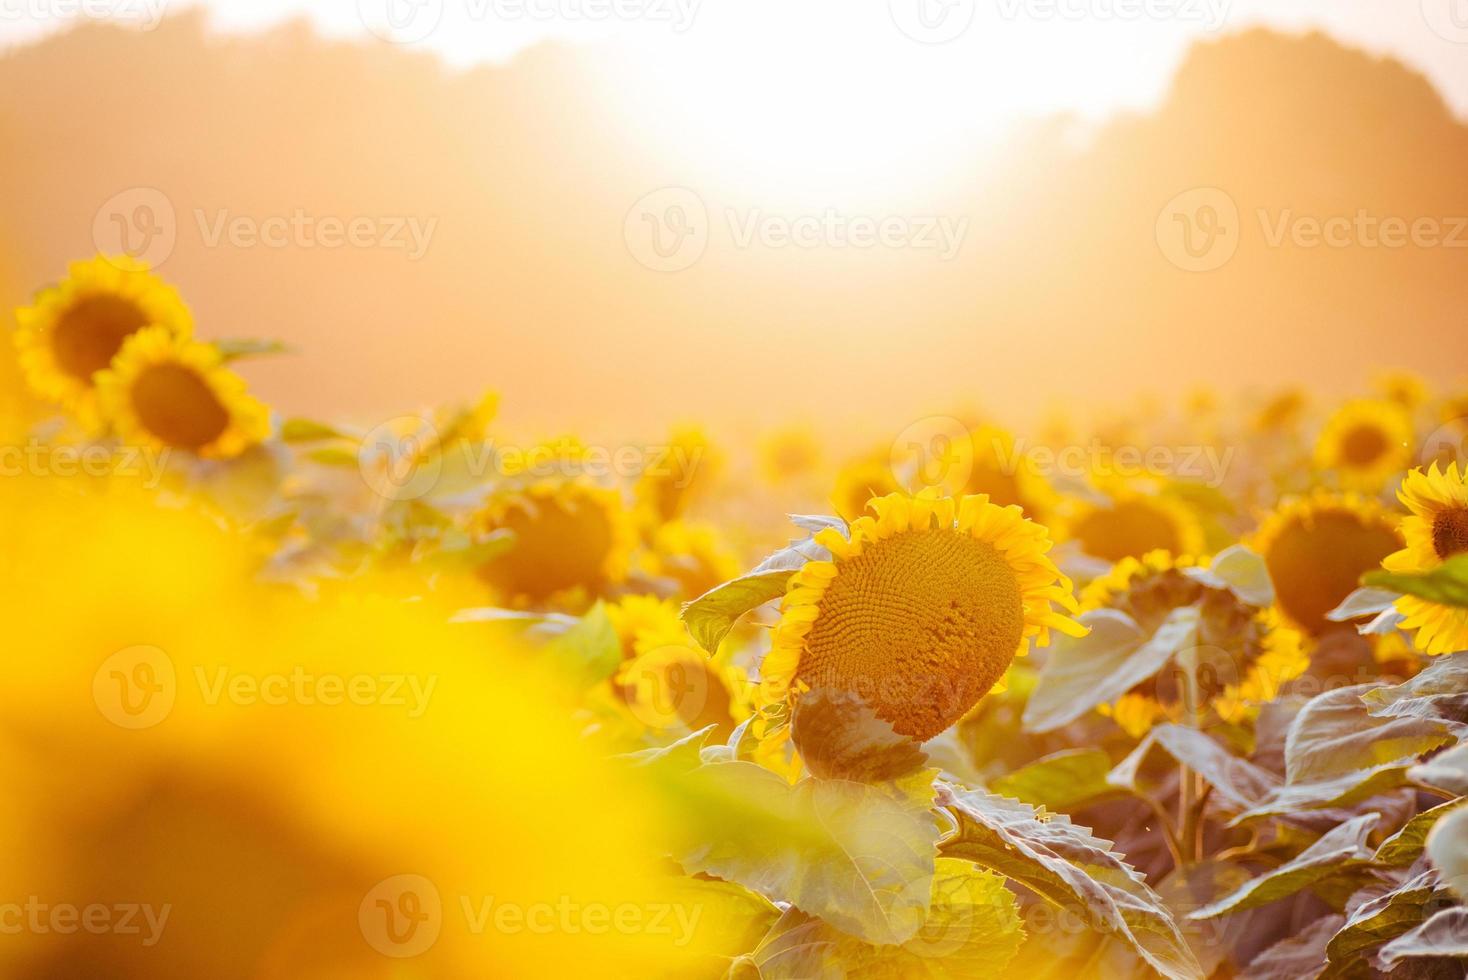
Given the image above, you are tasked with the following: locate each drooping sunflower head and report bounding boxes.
[1249,491,1404,637]
[473,480,637,607]
[635,424,721,524]
[1383,462,1468,655]
[1078,549,1200,616]
[1061,488,1206,564]
[1314,398,1414,490]
[14,256,193,427]
[762,492,1085,745]
[95,327,270,459]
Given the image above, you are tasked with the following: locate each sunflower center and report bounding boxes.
[1073,500,1183,563]
[1432,507,1468,560]
[52,295,151,382]
[794,529,1024,741]
[1340,424,1390,468]
[130,362,232,450]
[478,494,614,602]
[1264,510,1401,635]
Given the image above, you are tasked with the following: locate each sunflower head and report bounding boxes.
[762,492,1085,746]
[640,520,742,599]
[606,594,688,659]
[1250,491,1404,637]
[1383,462,1468,655]
[1061,488,1205,564]
[14,256,193,427]
[1251,387,1307,435]
[473,480,636,607]
[831,451,905,522]
[635,424,721,523]
[1314,398,1414,490]
[758,425,821,485]
[956,425,1058,524]
[95,327,270,459]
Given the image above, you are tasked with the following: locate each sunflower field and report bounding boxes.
[7,255,1468,978]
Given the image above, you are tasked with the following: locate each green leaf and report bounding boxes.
[660,877,779,980]
[548,601,623,686]
[1189,814,1380,919]
[1326,587,1402,623]
[215,337,293,360]
[659,762,943,947]
[280,417,348,443]
[1240,915,1343,980]
[1285,685,1452,785]
[1182,545,1274,608]
[989,748,1117,811]
[790,692,928,783]
[1321,871,1444,978]
[1375,797,1468,867]
[938,784,1204,980]
[1411,743,1468,796]
[680,529,834,654]
[738,859,1024,979]
[1023,606,1199,733]
[305,445,360,467]
[1364,555,1468,609]
[1377,908,1468,969]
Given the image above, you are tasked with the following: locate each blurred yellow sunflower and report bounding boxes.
[955,424,1058,524]
[758,424,821,485]
[95,326,270,459]
[473,480,636,607]
[1314,398,1413,490]
[14,255,192,427]
[1251,387,1307,434]
[1375,370,1430,410]
[830,451,904,522]
[1383,462,1468,655]
[1250,491,1403,637]
[641,519,741,599]
[1062,489,1205,563]
[762,491,1085,744]
[635,424,721,523]
[607,593,688,658]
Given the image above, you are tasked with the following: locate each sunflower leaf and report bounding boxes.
[938,784,1204,980]
[1327,587,1403,623]
[790,691,928,783]
[1240,914,1343,980]
[1023,606,1198,733]
[680,531,832,654]
[1362,652,1468,733]
[989,748,1117,811]
[1364,555,1468,609]
[659,761,943,947]
[1376,797,1468,867]
[280,417,350,442]
[1182,545,1274,608]
[215,337,294,360]
[1188,814,1380,919]
[659,877,780,979]
[1109,724,1278,815]
[1285,684,1452,785]
[548,601,624,686]
[1321,871,1446,978]
[1410,743,1468,796]
[737,859,1024,979]
[1377,907,1468,969]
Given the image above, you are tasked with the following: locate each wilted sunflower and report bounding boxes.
[1250,491,1403,637]
[1080,550,1306,737]
[762,491,1085,745]
[95,326,270,459]
[1062,488,1205,564]
[473,480,636,606]
[1314,398,1413,490]
[1382,462,1468,655]
[14,255,193,427]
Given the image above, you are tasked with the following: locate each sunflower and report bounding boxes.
[758,424,821,485]
[635,424,721,523]
[1062,488,1206,564]
[1249,491,1404,637]
[1080,550,1307,736]
[14,256,193,427]
[95,327,269,459]
[761,491,1085,746]
[473,480,637,607]
[1314,398,1413,490]
[1251,387,1307,435]
[640,519,741,599]
[607,593,688,659]
[1382,462,1468,655]
[830,451,905,522]
[954,425,1058,524]
[1375,370,1430,411]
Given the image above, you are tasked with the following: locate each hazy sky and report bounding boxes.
[1,0,1465,125]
